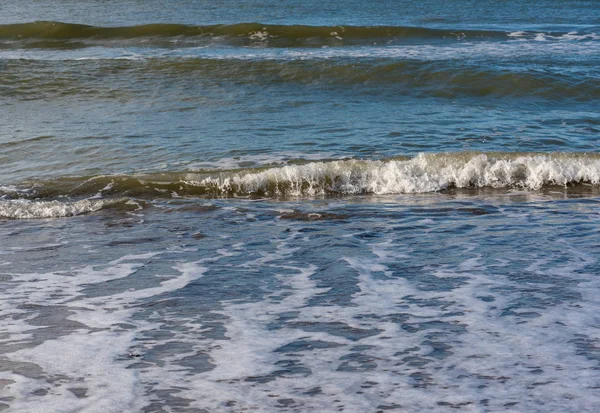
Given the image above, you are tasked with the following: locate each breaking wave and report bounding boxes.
[187,153,600,196]
[0,198,139,219]
[3,153,600,202]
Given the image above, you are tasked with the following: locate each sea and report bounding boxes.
[0,1,599,412]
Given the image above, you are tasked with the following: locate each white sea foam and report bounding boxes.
[0,198,132,219]
[2,203,599,412]
[506,31,600,42]
[186,153,600,195]
[0,249,231,413]
[1,33,598,62]
[248,29,270,41]
[0,185,31,195]
[125,219,600,412]
[0,254,155,413]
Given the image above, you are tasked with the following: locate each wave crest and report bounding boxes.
[0,21,508,42]
[187,153,600,196]
[0,198,138,219]
[3,153,600,201]
[2,22,596,48]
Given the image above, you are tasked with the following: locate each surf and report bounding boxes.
[3,153,600,205]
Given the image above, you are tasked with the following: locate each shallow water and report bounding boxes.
[2,194,600,412]
[1,1,599,412]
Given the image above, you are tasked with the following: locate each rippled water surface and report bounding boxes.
[1,1,599,412]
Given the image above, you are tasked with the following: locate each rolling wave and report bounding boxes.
[2,21,597,49]
[1,21,597,50]
[0,21,511,43]
[3,153,600,202]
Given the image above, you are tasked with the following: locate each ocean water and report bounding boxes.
[1,1,599,412]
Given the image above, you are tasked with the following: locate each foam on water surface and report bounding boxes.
[2,36,600,62]
[3,153,600,203]
[0,249,223,412]
[185,153,600,196]
[1,2,599,412]
[2,197,598,412]
[0,198,136,219]
[170,234,599,412]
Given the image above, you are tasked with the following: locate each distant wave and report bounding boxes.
[1,22,597,47]
[3,153,600,204]
[0,21,512,43]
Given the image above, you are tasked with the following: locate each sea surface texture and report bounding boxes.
[1,1,599,412]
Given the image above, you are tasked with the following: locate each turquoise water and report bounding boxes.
[0,1,599,412]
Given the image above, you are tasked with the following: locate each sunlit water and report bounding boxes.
[1,1,599,412]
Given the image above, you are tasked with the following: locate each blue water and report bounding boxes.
[0,1,599,412]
